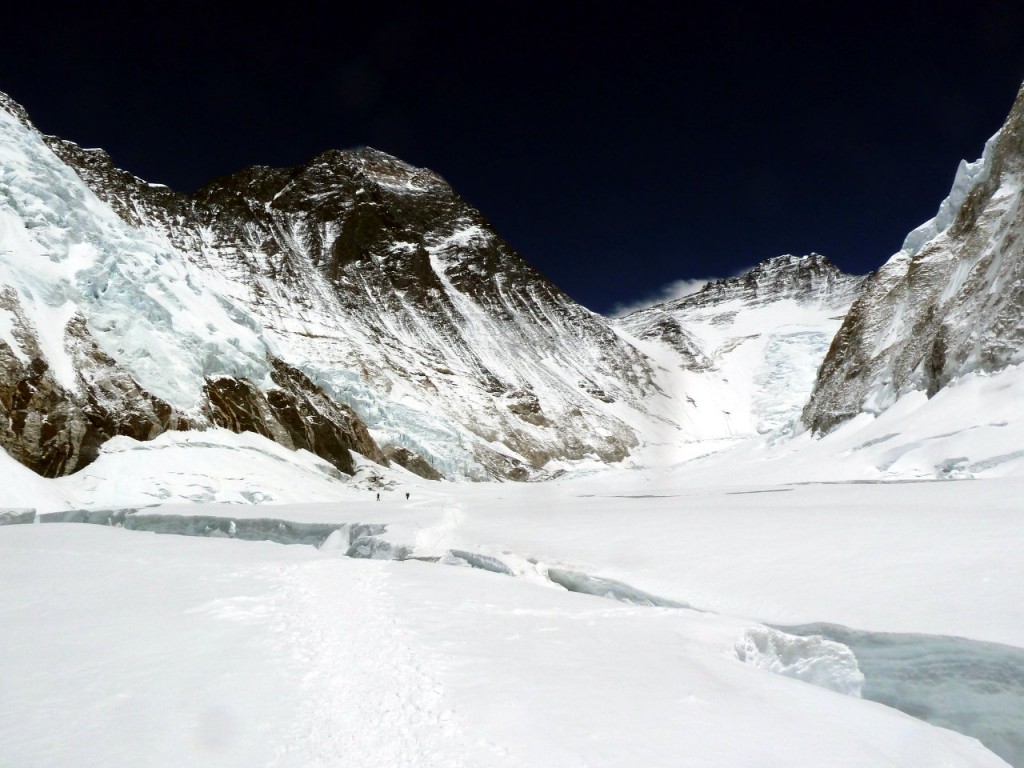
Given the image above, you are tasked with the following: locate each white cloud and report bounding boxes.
[607,278,711,318]
[608,264,759,318]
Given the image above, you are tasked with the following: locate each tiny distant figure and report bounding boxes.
[376,492,380,502]
[405,492,410,500]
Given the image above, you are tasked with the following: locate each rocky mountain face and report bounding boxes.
[0,91,654,480]
[802,83,1024,434]
[0,93,378,477]
[617,254,865,438]
[8,74,1018,482]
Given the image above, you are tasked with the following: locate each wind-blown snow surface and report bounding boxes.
[0,519,1011,768]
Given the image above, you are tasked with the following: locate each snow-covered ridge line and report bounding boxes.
[0,100,383,477]
[803,80,1024,433]
[897,87,1023,260]
[2,89,665,480]
[614,253,866,443]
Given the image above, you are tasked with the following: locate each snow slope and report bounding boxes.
[51,428,370,509]
[0,523,1010,768]
[0,91,379,478]
[38,114,658,480]
[0,444,69,512]
[616,254,864,452]
[0,97,272,412]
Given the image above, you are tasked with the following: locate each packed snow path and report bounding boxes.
[0,526,476,767]
[0,523,1012,767]
[264,561,470,767]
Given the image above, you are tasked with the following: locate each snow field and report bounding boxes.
[0,524,1010,768]
[2,387,1022,765]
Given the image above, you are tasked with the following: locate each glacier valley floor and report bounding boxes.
[2,461,1023,767]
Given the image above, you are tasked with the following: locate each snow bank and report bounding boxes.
[52,429,360,507]
[735,626,864,697]
[0,446,70,512]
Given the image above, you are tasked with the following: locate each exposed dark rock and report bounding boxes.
[384,445,443,480]
[506,388,548,426]
[202,358,385,476]
[803,82,1024,434]
[0,298,184,477]
[16,91,651,480]
[266,358,385,470]
[676,253,864,311]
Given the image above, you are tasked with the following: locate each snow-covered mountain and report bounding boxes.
[0,91,382,478]
[803,82,1024,433]
[5,81,1024,768]
[616,254,865,441]
[5,75,1024,484]
[0,91,657,480]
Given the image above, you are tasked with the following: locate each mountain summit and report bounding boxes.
[3,78,1023,483]
[0,92,656,480]
[0,94,383,477]
[616,254,865,439]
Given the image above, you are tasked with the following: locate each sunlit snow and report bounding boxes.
[3,371,1024,766]
[0,103,275,411]
[2,87,1024,767]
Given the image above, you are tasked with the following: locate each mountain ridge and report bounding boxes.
[616,253,865,440]
[0,94,383,477]
[4,78,1022,482]
[803,81,1024,434]
[1,91,657,480]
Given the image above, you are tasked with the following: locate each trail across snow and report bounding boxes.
[1,522,1015,767]
[0,526,481,767]
[264,559,472,768]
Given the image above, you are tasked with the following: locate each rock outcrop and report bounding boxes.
[803,83,1024,434]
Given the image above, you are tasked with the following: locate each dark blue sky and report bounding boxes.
[3,2,1023,314]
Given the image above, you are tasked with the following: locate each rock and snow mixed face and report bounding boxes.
[0,92,380,477]
[616,254,865,442]
[3,94,660,481]
[803,82,1024,433]
[4,72,1024,485]
[0,89,668,481]
[0,92,868,483]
